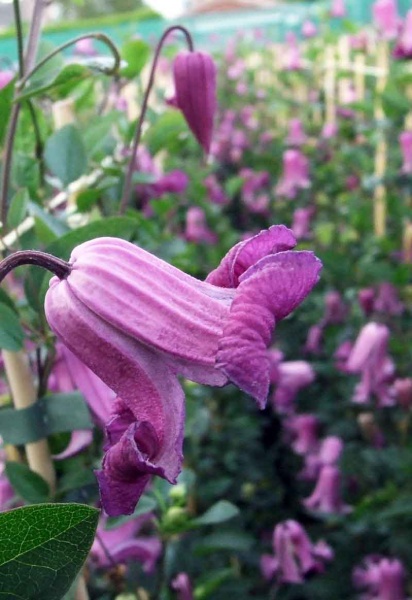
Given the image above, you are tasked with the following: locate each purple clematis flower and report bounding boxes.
[261,520,333,584]
[45,227,321,515]
[171,573,194,600]
[353,556,407,600]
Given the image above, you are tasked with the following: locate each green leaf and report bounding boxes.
[44,124,87,186]
[194,531,254,554]
[18,63,93,102]
[120,39,151,78]
[76,189,102,212]
[29,201,70,239]
[5,462,50,504]
[192,501,239,527]
[0,503,99,599]
[0,78,14,145]
[7,189,29,230]
[0,303,24,351]
[144,110,187,155]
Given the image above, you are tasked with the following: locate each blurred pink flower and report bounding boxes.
[291,207,315,240]
[283,33,303,71]
[302,20,318,38]
[185,207,217,244]
[330,0,346,18]
[90,513,161,572]
[171,573,194,600]
[261,520,333,583]
[276,149,311,199]
[353,556,407,600]
[286,119,307,146]
[303,464,351,514]
[286,414,320,455]
[399,131,412,173]
[373,0,400,39]
[346,322,396,407]
[374,282,404,315]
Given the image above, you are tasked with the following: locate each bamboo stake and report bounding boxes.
[403,221,412,263]
[354,54,366,102]
[2,350,56,492]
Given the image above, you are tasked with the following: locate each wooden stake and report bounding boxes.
[2,350,56,492]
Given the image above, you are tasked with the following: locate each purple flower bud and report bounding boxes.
[172,51,217,153]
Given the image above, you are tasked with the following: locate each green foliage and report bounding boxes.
[0,504,99,599]
[44,125,87,186]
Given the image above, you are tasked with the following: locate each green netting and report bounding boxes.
[0,1,411,61]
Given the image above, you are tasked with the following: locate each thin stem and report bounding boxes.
[118,25,194,215]
[26,100,45,184]
[16,32,121,95]
[0,0,46,232]
[0,250,71,283]
[24,0,47,74]
[12,0,24,79]
[0,103,21,231]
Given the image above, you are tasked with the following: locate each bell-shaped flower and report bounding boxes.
[353,556,407,600]
[275,149,311,199]
[271,360,315,415]
[346,322,396,407]
[185,207,217,245]
[282,33,303,71]
[172,51,217,153]
[291,207,315,240]
[90,513,161,572]
[373,0,399,39]
[358,288,376,316]
[394,378,412,409]
[299,435,344,481]
[375,282,404,316]
[286,414,320,455]
[45,229,321,514]
[303,464,351,515]
[399,131,412,174]
[171,573,194,600]
[286,118,307,147]
[260,520,333,584]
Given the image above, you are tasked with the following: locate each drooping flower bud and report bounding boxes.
[172,51,217,153]
[373,0,399,39]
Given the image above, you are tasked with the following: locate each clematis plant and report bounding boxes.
[0,226,321,515]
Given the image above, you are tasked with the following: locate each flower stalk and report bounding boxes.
[119,25,194,214]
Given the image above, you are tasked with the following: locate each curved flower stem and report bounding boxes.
[16,32,122,94]
[118,25,194,215]
[0,104,22,232]
[12,0,24,79]
[0,250,71,283]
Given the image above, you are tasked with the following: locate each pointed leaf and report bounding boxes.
[0,503,99,599]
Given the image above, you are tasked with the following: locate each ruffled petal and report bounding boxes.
[206,225,297,288]
[216,251,322,407]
